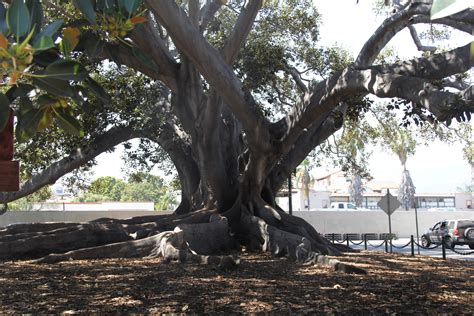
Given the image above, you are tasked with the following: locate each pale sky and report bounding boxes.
[91,1,473,193]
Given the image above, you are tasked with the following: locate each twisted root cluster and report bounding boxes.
[0,209,366,274]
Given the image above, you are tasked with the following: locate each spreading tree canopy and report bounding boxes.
[0,0,472,270]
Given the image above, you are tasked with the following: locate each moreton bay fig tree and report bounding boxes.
[0,0,472,271]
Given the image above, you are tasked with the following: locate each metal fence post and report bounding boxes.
[332,233,335,244]
[442,236,446,260]
[410,235,415,257]
[385,238,388,253]
[364,234,367,251]
[346,235,349,248]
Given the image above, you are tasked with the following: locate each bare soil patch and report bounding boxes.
[0,251,472,314]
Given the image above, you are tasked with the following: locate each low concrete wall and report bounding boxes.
[294,209,474,237]
[0,211,171,228]
[2,209,473,238]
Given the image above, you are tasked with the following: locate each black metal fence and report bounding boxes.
[324,233,474,259]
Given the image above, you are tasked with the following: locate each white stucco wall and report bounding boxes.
[2,209,473,238]
[294,209,474,237]
[0,210,171,228]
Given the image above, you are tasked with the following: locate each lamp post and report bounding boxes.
[414,199,420,255]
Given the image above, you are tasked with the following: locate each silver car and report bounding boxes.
[421,219,474,249]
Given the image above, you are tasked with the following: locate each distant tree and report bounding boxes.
[295,159,314,209]
[87,176,126,201]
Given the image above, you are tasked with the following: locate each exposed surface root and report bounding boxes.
[0,223,131,260]
[239,215,366,274]
[32,214,239,270]
[1,207,365,274]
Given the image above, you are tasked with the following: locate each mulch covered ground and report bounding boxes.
[0,251,472,314]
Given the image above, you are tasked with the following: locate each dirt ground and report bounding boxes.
[0,251,472,314]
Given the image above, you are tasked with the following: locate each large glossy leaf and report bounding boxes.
[73,0,96,25]
[32,35,54,51]
[32,76,75,97]
[431,0,472,19]
[42,60,88,81]
[0,3,8,34]
[7,83,34,99]
[79,32,104,57]
[15,97,40,142]
[0,93,10,132]
[53,107,84,137]
[33,20,63,44]
[60,27,80,56]
[118,0,143,16]
[37,94,57,107]
[36,107,53,132]
[26,0,43,35]
[7,0,31,38]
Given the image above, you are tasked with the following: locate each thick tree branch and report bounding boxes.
[102,43,178,91]
[222,0,263,64]
[358,70,473,121]
[200,0,224,31]
[130,17,179,88]
[1,126,140,203]
[355,3,431,67]
[268,112,343,194]
[147,0,272,150]
[283,62,309,93]
[371,44,472,80]
[408,25,437,52]
[412,15,473,34]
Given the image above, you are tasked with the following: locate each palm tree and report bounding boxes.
[349,174,364,207]
[387,127,417,210]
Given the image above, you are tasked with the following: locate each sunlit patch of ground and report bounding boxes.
[0,251,472,314]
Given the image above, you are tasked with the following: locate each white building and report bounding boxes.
[277,170,473,212]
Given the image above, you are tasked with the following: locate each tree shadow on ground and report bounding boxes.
[0,251,472,314]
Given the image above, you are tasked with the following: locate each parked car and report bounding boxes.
[329,202,371,211]
[421,219,474,249]
[331,202,357,210]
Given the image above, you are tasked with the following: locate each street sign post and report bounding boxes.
[377,189,401,253]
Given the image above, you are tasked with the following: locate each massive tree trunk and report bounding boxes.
[1,1,472,274]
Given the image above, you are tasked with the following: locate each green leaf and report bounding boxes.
[7,0,31,38]
[32,35,54,51]
[33,20,63,43]
[0,93,11,132]
[79,32,104,57]
[73,0,96,25]
[42,60,88,81]
[36,106,53,131]
[118,0,143,16]
[85,76,110,103]
[53,107,84,137]
[32,76,75,97]
[26,0,43,35]
[0,3,8,34]
[431,0,472,19]
[37,94,57,107]
[8,83,34,99]
[15,97,40,142]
